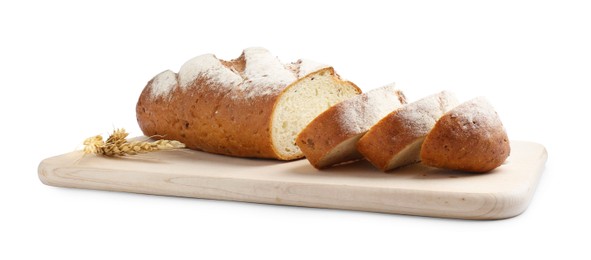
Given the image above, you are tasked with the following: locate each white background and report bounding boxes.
[1,0,589,259]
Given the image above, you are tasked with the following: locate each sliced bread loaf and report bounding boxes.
[296,84,406,169]
[357,91,459,171]
[136,47,361,160]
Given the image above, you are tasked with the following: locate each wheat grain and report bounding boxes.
[83,129,185,156]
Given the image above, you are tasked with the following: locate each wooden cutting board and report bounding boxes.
[38,140,547,220]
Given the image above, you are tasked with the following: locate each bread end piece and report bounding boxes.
[420,97,510,173]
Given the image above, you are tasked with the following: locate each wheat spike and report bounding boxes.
[105,128,129,145]
[83,128,185,156]
[83,135,105,155]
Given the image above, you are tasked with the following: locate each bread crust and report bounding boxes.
[137,76,278,158]
[357,113,423,171]
[137,49,359,160]
[295,99,358,168]
[296,85,406,168]
[357,91,458,171]
[420,98,510,172]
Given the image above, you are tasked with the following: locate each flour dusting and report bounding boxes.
[149,70,178,98]
[286,59,329,78]
[449,97,501,133]
[337,83,406,134]
[178,54,242,89]
[149,48,336,100]
[395,91,459,135]
[239,47,298,97]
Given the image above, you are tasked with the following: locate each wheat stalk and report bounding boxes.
[83,128,185,156]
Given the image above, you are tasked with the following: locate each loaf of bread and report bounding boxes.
[420,97,510,172]
[136,47,361,160]
[357,91,459,171]
[296,84,406,169]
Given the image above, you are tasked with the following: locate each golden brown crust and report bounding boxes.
[296,86,405,169]
[295,103,355,168]
[420,98,510,173]
[357,91,458,171]
[357,113,419,171]
[137,52,358,160]
[269,68,360,160]
[137,77,278,158]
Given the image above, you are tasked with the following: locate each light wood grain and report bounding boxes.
[38,140,547,219]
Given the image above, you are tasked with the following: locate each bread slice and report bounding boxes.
[136,47,361,160]
[296,84,406,169]
[357,91,459,171]
[420,97,510,172]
